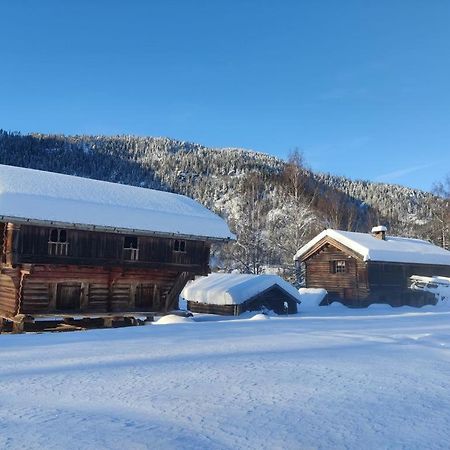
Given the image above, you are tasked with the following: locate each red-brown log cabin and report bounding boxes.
[294,226,450,307]
[0,164,234,326]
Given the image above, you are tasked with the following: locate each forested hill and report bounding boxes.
[0,130,436,275]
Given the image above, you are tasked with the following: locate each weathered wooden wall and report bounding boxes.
[13,265,187,314]
[243,286,298,314]
[0,221,210,318]
[304,242,369,305]
[366,262,450,307]
[0,222,5,263]
[187,302,237,316]
[16,224,210,272]
[0,273,17,317]
[187,286,298,316]
[303,240,450,307]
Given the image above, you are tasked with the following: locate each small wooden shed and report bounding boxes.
[294,227,450,307]
[182,273,301,315]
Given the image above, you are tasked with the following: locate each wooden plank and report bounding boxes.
[305,243,369,303]
[17,224,210,272]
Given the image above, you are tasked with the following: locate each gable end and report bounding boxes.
[300,236,364,263]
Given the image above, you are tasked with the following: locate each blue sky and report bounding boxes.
[1,0,449,191]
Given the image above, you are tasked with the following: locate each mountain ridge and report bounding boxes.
[0,130,436,274]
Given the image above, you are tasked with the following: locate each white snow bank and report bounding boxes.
[328,301,347,309]
[3,309,450,449]
[0,164,234,240]
[294,229,450,265]
[367,303,393,310]
[181,273,301,306]
[248,313,271,321]
[298,288,328,312]
[154,314,194,325]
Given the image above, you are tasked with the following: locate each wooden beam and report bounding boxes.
[164,272,192,312]
[0,215,232,243]
[11,314,26,334]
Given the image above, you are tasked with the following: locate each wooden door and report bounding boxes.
[135,284,154,310]
[56,283,82,311]
[343,288,355,300]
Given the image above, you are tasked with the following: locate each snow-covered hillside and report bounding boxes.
[315,172,432,225]
[2,307,450,449]
[0,131,446,273]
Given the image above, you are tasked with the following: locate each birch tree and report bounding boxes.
[430,176,450,249]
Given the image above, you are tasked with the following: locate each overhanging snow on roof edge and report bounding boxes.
[294,229,450,266]
[0,164,235,241]
[182,273,302,306]
[0,215,233,243]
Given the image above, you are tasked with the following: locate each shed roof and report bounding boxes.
[294,229,450,266]
[181,273,302,306]
[0,164,234,241]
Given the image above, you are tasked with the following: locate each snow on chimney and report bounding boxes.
[371,225,387,240]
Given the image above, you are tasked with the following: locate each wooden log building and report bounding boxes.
[182,273,301,316]
[0,164,234,329]
[294,226,450,307]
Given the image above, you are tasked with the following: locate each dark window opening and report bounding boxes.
[50,228,58,242]
[123,236,139,260]
[174,239,186,252]
[332,260,347,274]
[48,229,69,256]
[124,236,138,249]
[59,229,67,242]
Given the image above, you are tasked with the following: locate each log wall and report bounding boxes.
[187,302,237,316]
[304,243,369,305]
[366,262,450,307]
[0,264,188,315]
[14,265,180,314]
[0,216,219,318]
[0,274,18,317]
[16,224,210,272]
[243,286,298,314]
[303,241,450,307]
[187,286,299,316]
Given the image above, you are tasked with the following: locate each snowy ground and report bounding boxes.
[2,306,450,449]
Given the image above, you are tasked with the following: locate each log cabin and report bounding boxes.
[0,164,234,329]
[294,226,450,307]
[182,273,301,315]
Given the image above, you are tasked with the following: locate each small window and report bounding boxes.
[124,236,138,249]
[332,260,347,274]
[48,229,69,256]
[50,228,59,242]
[174,239,186,252]
[123,236,139,261]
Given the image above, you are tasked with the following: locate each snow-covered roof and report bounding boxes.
[0,164,234,241]
[294,229,450,266]
[181,273,302,306]
[410,275,450,302]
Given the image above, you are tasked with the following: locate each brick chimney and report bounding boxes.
[371,225,387,240]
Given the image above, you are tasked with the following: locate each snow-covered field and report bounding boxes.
[2,306,450,449]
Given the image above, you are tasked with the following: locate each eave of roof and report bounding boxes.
[182,273,302,305]
[299,235,364,262]
[0,164,235,241]
[295,229,450,266]
[0,215,233,243]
